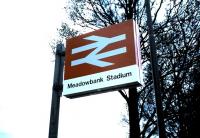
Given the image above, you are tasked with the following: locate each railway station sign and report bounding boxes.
[63,19,143,98]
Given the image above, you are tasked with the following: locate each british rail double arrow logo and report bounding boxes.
[71,34,127,67]
[65,20,138,80]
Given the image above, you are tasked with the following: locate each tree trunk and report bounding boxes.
[145,0,166,137]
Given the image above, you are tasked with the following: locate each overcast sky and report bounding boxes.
[0,0,127,138]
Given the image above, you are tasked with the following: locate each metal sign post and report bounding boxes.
[128,88,140,138]
[49,44,65,138]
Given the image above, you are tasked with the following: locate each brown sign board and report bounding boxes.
[63,19,143,98]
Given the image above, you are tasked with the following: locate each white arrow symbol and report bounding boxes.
[71,34,127,67]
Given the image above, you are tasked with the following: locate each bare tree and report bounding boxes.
[54,0,200,137]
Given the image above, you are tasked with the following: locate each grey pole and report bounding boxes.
[48,44,65,138]
[126,3,141,137]
[145,0,166,137]
[128,88,140,138]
